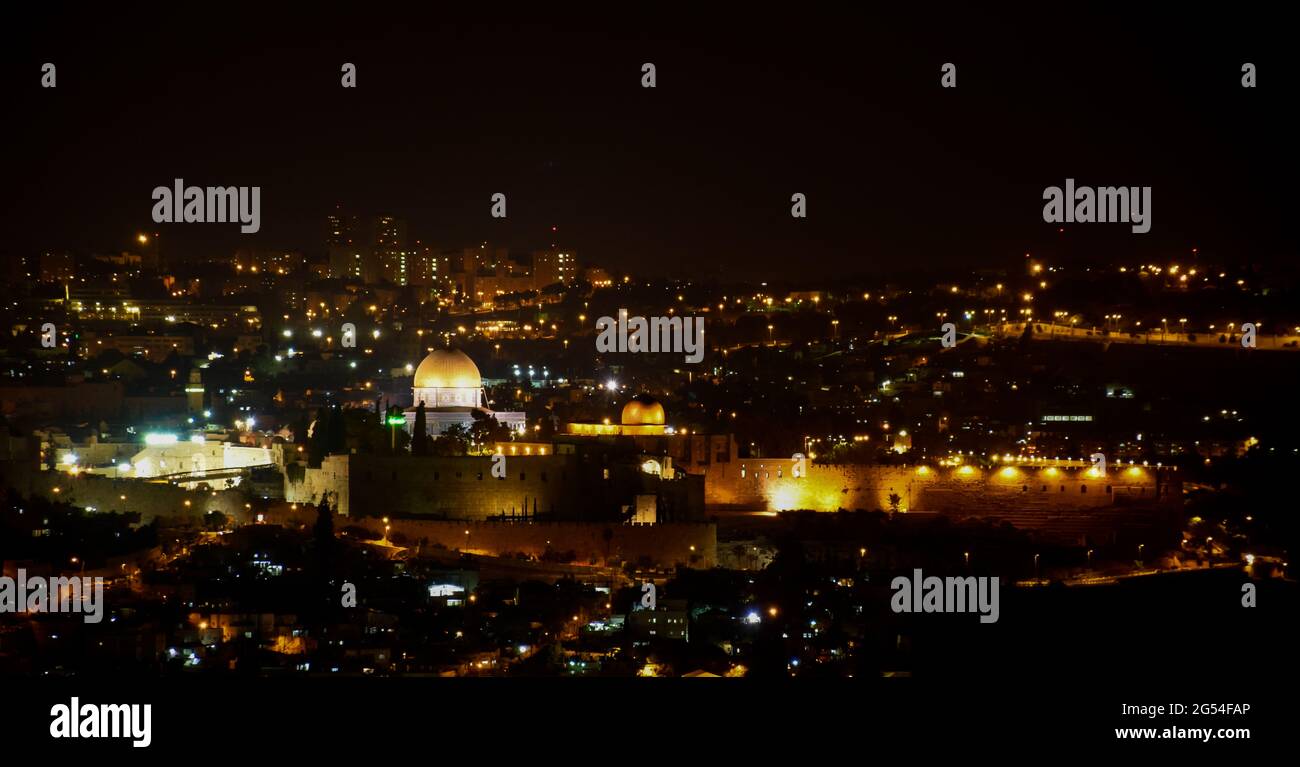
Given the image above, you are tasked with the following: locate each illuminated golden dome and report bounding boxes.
[621,395,665,426]
[413,348,482,390]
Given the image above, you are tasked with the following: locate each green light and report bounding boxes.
[386,416,406,426]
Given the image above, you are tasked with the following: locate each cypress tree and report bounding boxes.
[314,497,334,548]
[412,401,429,455]
[307,408,326,467]
[328,403,347,455]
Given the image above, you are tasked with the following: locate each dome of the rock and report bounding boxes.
[413,348,482,390]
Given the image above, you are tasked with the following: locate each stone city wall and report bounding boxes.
[1,463,248,525]
[284,453,703,522]
[704,459,1176,514]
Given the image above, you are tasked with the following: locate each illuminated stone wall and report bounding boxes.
[704,459,1176,514]
[285,454,575,518]
[284,453,704,521]
[284,454,350,514]
[1,463,248,524]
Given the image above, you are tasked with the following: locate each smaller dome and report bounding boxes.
[621,394,666,426]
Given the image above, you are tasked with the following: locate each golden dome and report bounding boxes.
[413,348,482,390]
[621,395,665,426]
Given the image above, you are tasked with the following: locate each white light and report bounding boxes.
[282,329,293,338]
[190,435,205,444]
[744,611,761,625]
[606,379,617,390]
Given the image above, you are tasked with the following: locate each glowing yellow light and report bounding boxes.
[770,486,802,511]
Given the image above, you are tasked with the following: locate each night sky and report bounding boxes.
[6,8,1298,280]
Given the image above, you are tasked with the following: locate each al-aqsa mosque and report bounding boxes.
[565,392,669,436]
[404,348,527,436]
